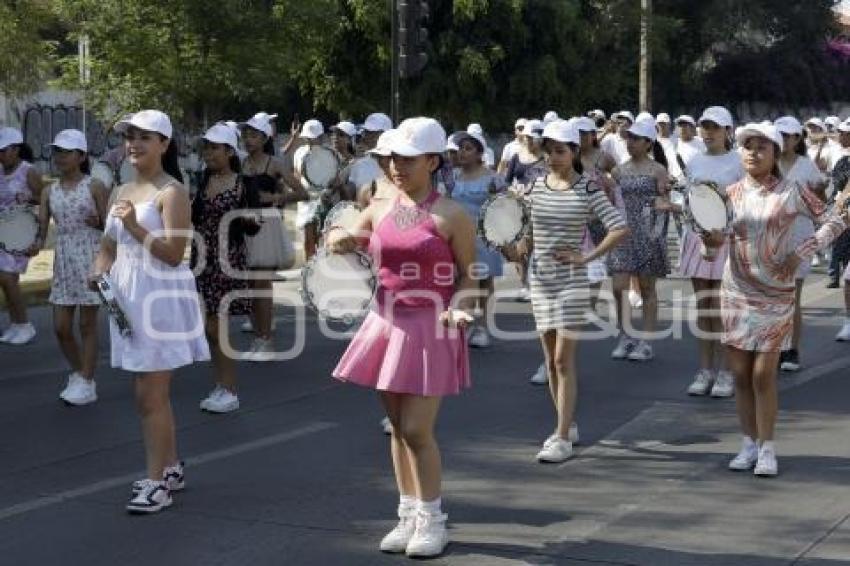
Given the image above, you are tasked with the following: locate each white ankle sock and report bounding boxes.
[398,494,417,516]
[760,440,775,452]
[742,436,756,450]
[418,497,442,516]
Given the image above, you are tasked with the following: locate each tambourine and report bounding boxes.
[302,146,341,194]
[0,205,39,255]
[95,273,133,338]
[683,181,730,259]
[300,249,377,324]
[478,192,530,249]
[322,201,363,236]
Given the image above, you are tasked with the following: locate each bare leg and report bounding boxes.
[53,305,82,374]
[752,351,780,441]
[691,278,714,371]
[208,316,237,392]
[612,273,630,334]
[78,306,99,380]
[790,279,804,350]
[253,279,273,340]
[552,332,578,439]
[135,372,178,480]
[397,395,443,502]
[0,272,27,323]
[637,275,658,335]
[380,392,416,498]
[727,346,757,440]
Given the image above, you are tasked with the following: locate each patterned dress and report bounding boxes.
[529,174,626,331]
[721,176,847,352]
[606,174,670,277]
[0,161,34,274]
[48,177,101,305]
[190,183,252,316]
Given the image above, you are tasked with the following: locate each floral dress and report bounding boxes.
[606,174,670,277]
[190,183,253,316]
[48,177,101,305]
[0,161,34,274]
[721,176,847,352]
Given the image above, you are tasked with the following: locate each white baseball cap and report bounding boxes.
[445,131,463,152]
[0,127,24,150]
[636,111,654,123]
[241,112,277,137]
[736,122,783,148]
[574,117,597,133]
[543,111,560,125]
[542,119,579,145]
[698,106,733,128]
[614,110,635,123]
[115,110,173,138]
[675,115,696,127]
[202,123,239,151]
[825,116,841,129]
[805,117,826,131]
[331,121,357,138]
[521,119,544,138]
[300,119,324,139]
[224,120,242,138]
[627,117,658,142]
[837,120,850,133]
[514,117,527,129]
[774,116,803,136]
[364,112,393,132]
[50,129,88,152]
[588,109,606,120]
[467,123,484,137]
[656,113,671,124]
[457,130,487,151]
[387,117,447,156]
[367,129,398,157]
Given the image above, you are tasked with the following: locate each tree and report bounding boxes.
[0,1,58,97]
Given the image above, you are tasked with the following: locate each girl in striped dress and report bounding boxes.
[516,120,628,463]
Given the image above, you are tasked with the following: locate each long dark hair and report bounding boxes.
[651,140,668,170]
[794,136,806,156]
[80,152,91,174]
[542,139,584,174]
[13,143,34,162]
[159,136,183,183]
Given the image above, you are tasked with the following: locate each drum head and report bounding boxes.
[323,201,362,234]
[688,184,727,232]
[303,147,339,189]
[90,161,114,190]
[0,207,39,254]
[301,250,376,324]
[479,193,528,248]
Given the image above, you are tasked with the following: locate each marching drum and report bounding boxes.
[478,192,530,249]
[0,206,39,255]
[683,181,730,259]
[300,248,377,325]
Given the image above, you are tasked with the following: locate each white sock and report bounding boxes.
[398,494,417,517]
[760,440,775,452]
[742,436,756,450]
[418,497,442,516]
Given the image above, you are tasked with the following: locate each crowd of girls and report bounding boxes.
[1,103,849,559]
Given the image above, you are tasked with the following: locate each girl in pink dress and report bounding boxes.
[704,123,848,478]
[328,118,476,558]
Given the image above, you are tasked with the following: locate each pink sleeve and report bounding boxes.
[792,182,848,258]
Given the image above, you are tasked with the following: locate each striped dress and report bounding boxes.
[529,174,626,331]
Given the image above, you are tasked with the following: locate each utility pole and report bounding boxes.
[390,0,400,123]
[639,0,652,112]
[78,33,91,134]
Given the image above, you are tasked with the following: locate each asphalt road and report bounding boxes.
[0,272,848,566]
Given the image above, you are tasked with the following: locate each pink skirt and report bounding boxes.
[333,305,471,397]
[679,229,728,280]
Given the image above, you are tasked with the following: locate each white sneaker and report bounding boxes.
[754,445,778,477]
[126,479,172,514]
[59,372,83,401]
[405,512,449,558]
[199,385,223,411]
[203,387,239,413]
[529,363,548,385]
[62,375,97,406]
[627,340,653,361]
[710,370,735,398]
[628,289,643,309]
[836,322,850,342]
[4,323,35,345]
[247,337,275,362]
[381,417,393,435]
[380,512,417,553]
[611,334,636,359]
[132,461,185,495]
[0,326,14,343]
[728,437,758,471]
[468,326,491,348]
[687,369,714,396]
[536,438,573,463]
[544,423,580,447]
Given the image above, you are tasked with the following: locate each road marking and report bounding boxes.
[0,421,335,522]
[780,354,850,392]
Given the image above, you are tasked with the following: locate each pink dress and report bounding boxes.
[721,177,847,352]
[0,161,34,274]
[333,190,471,397]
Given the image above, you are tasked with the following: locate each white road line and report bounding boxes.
[0,421,335,522]
[780,354,850,392]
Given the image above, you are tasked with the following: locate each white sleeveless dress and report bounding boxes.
[104,193,210,372]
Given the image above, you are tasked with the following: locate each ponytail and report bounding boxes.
[794,137,806,156]
[571,143,584,174]
[652,140,668,170]
[160,137,184,183]
[262,136,275,156]
[16,144,34,163]
[80,153,91,175]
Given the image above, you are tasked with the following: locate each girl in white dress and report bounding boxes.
[92,110,210,514]
[31,130,109,406]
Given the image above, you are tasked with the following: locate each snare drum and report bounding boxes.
[301,249,377,324]
[478,192,530,249]
[0,206,39,255]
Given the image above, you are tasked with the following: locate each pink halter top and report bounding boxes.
[368,190,456,310]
